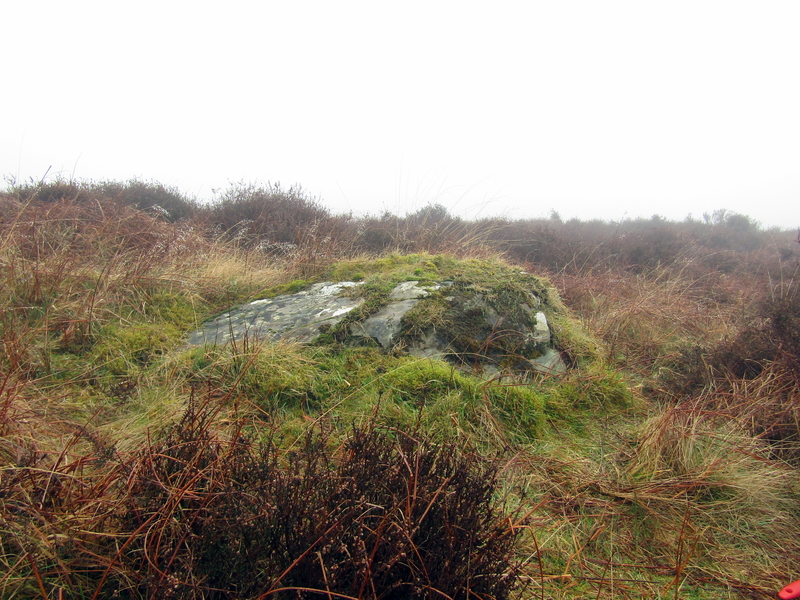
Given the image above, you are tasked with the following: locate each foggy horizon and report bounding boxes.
[3,1,798,229]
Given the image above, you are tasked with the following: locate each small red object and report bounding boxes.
[780,580,800,600]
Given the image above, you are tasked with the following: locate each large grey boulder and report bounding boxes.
[187,279,567,375]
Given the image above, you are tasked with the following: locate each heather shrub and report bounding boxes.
[4,177,94,203]
[207,182,335,244]
[95,178,197,221]
[115,404,522,599]
[351,204,486,256]
[762,279,800,369]
[660,277,800,390]
[2,178,195,221]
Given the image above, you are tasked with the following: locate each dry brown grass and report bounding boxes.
[525,238,800,598]
[505,403,799,599]
[560,271,718,369]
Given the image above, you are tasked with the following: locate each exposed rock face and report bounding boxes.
[186,282,363,346]
[350,281,444,349]
[187,279,567,375]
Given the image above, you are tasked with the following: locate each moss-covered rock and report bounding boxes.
[186,254,585,377]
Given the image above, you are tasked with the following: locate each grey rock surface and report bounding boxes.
[350,299,420,349]
[527,348,567,375]
[532,312,551,344]
[350,281,446,348]
[186,282,363,346]
[187,279,567,375]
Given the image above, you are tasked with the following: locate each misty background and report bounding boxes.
[2,1,799,228]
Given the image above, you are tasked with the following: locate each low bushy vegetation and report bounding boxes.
[1,176,798,599]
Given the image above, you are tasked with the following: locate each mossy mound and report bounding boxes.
[190,253,597,377]
[175,254,629,450]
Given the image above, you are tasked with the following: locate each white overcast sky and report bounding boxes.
[2,1,799,228]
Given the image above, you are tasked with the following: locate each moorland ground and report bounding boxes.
[1,179,798,599]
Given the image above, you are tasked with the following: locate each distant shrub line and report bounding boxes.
[3,177,795,275]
